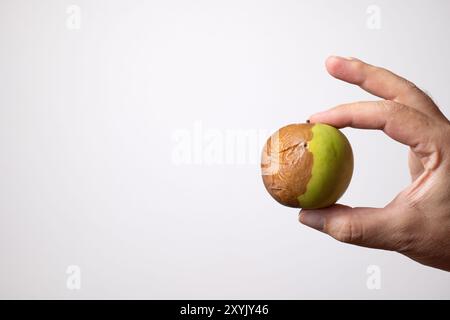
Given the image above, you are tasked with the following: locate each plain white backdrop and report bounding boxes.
[0,0,449,299]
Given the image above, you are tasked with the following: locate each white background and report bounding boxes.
[0,0,449,299]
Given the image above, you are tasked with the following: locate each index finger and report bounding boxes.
[326,56,443,118]
[309,100,436,159]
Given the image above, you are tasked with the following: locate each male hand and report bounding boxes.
[300,56,450,272]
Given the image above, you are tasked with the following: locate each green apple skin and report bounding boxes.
[297,123,353,209]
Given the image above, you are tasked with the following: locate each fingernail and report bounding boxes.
[330,55,354,61]
[309,111,325,120]
[300,211,325,231]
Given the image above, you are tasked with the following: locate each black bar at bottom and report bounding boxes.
[0,300,447,318]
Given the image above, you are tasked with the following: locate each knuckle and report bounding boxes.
[328,217,363,244]
[353,60,366,73]
[389,211,421,253]
[379,100,404,115]
[395,232,417,254]
[398,77,423,96]
[402,78,419,91]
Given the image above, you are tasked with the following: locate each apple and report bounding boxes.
[261,123,353,209]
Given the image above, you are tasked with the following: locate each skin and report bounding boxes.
[299,56,450,272]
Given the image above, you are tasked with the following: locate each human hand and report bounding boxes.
[299,56,450,272]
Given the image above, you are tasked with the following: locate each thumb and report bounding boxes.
[299,204,404,251]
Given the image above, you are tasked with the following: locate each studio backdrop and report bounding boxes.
[0,0,449,299]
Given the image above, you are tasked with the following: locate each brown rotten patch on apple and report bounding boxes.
[261,123,314,208]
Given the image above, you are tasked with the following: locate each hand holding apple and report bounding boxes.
[298,56,450,272]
